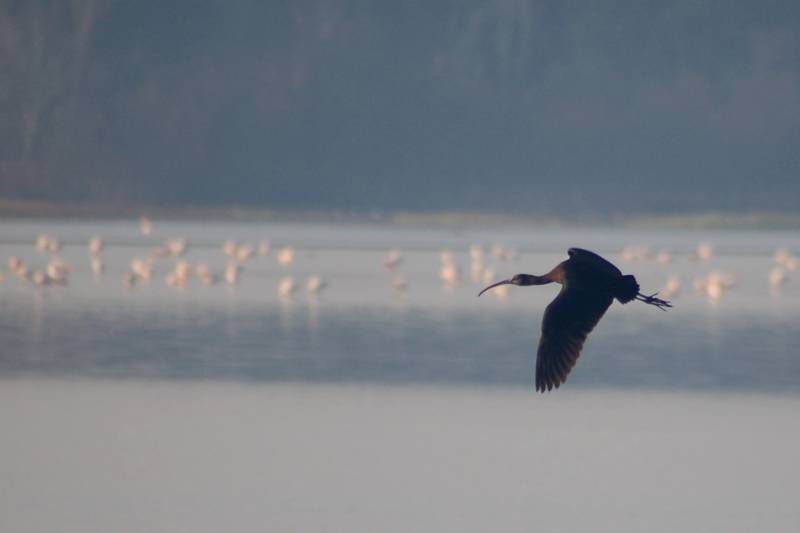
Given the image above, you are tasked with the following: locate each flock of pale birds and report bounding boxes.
[1,216,325,299]
[0,215,796,303]
[434,240,794,303]
[619,242,796,302]
[382,242,520,297]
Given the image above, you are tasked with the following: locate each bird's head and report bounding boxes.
[478,273,544,296]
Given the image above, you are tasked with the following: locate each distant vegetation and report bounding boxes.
[1,1,799,214]
[2,198,799,230]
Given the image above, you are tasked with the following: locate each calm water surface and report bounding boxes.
[1,219,798,391]
[2,219,800,533]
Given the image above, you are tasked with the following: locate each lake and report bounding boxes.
[1,219,799,532]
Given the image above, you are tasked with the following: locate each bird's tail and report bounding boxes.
[614,275,639,304]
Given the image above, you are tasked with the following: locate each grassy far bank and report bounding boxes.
[0,198,799,230]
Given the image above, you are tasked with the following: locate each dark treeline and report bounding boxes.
[1,0,799,214]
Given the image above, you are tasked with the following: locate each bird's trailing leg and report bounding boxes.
[635,292,672,311]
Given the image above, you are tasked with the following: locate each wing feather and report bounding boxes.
[535,287,613,392]
[567,248,622,277]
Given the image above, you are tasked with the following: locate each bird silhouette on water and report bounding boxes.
[479,248,671,392]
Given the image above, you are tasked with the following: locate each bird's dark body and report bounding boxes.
[556,248,639,303]
[534,248,640,391]
[478,247,670,392]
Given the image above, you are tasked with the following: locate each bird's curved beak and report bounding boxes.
[478,279,512,297]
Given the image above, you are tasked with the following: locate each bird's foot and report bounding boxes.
[635,292,672,311]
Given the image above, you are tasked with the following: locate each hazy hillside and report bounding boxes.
[1,0,799,214]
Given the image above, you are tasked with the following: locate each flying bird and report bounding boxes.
[478,248,671,392]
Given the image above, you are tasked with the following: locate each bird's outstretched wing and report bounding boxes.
[535,287,613,392]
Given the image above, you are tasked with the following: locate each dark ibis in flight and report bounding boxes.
[478,247,671,392]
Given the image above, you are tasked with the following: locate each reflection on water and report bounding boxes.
[1,296,798,391]
[1,220,799,392]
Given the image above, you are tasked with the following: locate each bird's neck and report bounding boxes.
[518,274,554,286]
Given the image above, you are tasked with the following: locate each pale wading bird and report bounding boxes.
[139,215,153,236]
[769,267,788,288]
[236,242,256,262]
[306,275,327,294]
[90,256,104,277]
[195,263,217,286]
[479,248,671,392]
[224,261,240,285]
[222,240,238,258]
[660,274,681,299]
[383,249,403,270]
[88,237,103,255]
[693,271,736,302]
[35,234,61,253]
[695,242,714,261]
[278,276,297,297]
[276,246,295,266]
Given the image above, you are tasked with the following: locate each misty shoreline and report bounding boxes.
[1,199,799,230]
